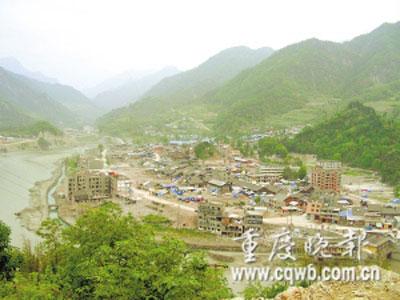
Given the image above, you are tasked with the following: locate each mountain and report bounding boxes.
[15,76,103,123]
[0,98,35,130]
[0,57,58,84]
[84,69,156,98]
[209,22,400,134]
[286,102,400,186]
[93,66,180,110]
[0,67,100,129]
[97,21,400,138]
[97,46,274,139]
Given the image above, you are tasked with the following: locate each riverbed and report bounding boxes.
[0,149,82,247]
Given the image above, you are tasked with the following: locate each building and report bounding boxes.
[248,166,284,183]
[311,161,341,193]
[67,170,117,202]
[198,201,224,234]
[306,201,322,216]
[116,174,132,196]
[207,179,231,193]
[198,202,263,236]
[221,207,244,237]
[244,210,263,232]
[313,206,340,224]
[363,234,393,259]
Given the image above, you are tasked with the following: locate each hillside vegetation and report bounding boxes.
[286,102,400,187]
[0,65,100,129]
[0,120,62,137]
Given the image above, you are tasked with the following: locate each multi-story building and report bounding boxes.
[221,208,244,238]
[311,161,341,193]
[248,166,284,184]
[67,170,117,202]
[244,210,263,232]
[198,201,224,234]
[198,202,263,236]
[306,201,322,217]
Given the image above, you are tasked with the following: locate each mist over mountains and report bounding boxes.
[0,64,101,130]
[92,66,180,110]
[0,57,58,84]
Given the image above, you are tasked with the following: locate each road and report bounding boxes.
[129,187,196,213]
[262,214,364,233]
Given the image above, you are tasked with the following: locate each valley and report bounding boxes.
[1,12,400,299]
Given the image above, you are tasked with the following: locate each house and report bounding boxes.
[186,175,206,188]
[313,206,340,224]
[269,192,290,209]
[363,234,393,259]
[284,195,308,211]
[306,201,322,217]
[207,179,231,193]
[231,179,282,195]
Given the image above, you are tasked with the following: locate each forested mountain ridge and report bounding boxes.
[286,102,400,186]
[210,22,400,134]
[0,67,78,127]
[0,66,100,129]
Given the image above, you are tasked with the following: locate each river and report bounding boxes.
[0,149,82,247]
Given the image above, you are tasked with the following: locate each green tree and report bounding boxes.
[194,142,217,160]
[37,137,51,151]
[6,203,231,299]
[297,165,307,180]
[0,221,22,281]
[97,143,104,155]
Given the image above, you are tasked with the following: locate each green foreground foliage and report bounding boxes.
[0,204,231,299]
[243,282,288,299]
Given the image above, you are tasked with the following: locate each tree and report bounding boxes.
[194,142,217,160]
[37,137,51,151]
[0,221,22,281]
[297,165,307,180]
[394,185,400,198]
[258,137,288,160]
[98,143,104,155]
[2,203,231,299]
[283,166,296,180]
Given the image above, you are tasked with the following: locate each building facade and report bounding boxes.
[311,161,341,193]
[67,170,117,202]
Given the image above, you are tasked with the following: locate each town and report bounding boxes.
[52,137,400,265]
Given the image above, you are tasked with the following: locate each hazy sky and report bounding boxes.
[0,0,399,90]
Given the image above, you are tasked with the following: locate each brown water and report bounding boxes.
[0,149,82,247]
